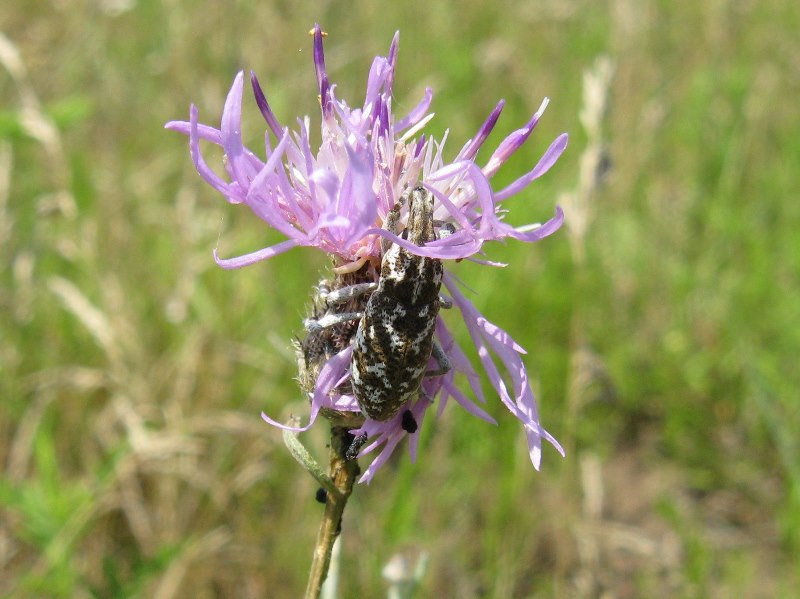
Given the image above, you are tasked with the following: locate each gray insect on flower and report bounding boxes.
[166,24,568,483]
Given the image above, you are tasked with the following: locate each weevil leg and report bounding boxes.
[439,295,453,309]
[305,280,377,331]
[317,281,377,307]
[433,220,456,236]
[425,339,451,378]
[304,311,363,333]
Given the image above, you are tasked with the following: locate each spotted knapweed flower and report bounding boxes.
[166,25,568,483]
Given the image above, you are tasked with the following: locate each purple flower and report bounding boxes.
[166,25,567,483]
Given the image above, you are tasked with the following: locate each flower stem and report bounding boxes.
[283,423,339,497]
[304,426,359,599]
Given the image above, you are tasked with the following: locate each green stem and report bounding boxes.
[301,426,359,599]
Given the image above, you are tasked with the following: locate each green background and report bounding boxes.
[2,1,798,597]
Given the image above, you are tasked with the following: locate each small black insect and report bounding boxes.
[345,432,368,461]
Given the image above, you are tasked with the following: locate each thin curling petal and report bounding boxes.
[311,345,354,409]
[165,119,223,144]
[436,318,486,405]
[261,408,318,433]
[186,105,232,198]
[495,132,569,201]
[354,396,434,483]
[385,31,400,91]
[456,99,505,162]
[444,274,563,463]
[220,72,253,188]
[250,71,284,139]
[213,239,300,269]
[483,98,549,178]
[260,347,355,432]
[312,24,331,116]
[395,88,434,133]
[504,205,565,243]
[364,56,390,110]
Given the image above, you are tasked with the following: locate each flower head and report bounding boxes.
[166,25,567,482]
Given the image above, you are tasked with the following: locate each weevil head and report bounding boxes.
[405,186,437,246]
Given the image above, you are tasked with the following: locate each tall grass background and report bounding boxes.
[2,1,798,597]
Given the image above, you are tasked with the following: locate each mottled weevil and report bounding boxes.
[350,186,449,421]
[303,185,450,425]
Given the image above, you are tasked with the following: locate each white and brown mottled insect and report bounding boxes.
[350,186,449,420]
[303,185,450,429]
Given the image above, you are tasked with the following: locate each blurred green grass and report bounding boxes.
[2,1,799,597]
